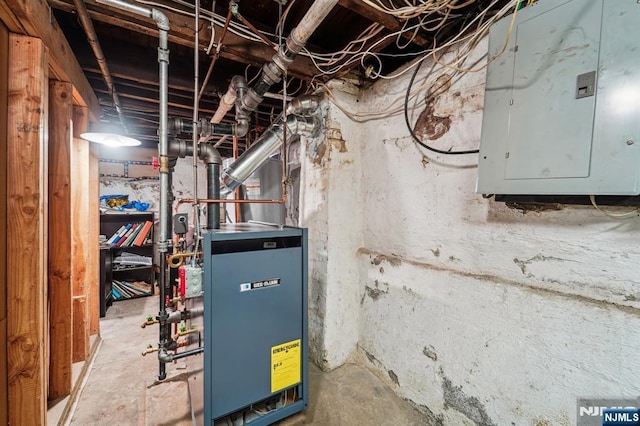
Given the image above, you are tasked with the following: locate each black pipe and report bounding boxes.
[159,347,204,363]
[206,163,221,229]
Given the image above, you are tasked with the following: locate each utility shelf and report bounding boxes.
[100,212,156,306]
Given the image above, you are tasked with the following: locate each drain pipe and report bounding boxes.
[73,0,128,132]
[97,0,171,381]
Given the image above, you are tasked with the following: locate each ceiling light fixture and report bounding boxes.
[80,122,141,147]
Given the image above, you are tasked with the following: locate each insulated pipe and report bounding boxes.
[98,0,171,380]
[73,0,128,133]
[290,0,339,44]
[211,75,245,125]
[220,114,318,197]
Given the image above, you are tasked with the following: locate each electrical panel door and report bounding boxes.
[477,0,640,195]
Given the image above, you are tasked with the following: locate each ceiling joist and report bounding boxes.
[49,0,320,79]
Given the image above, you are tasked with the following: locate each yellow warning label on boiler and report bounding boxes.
[271,339,301,393]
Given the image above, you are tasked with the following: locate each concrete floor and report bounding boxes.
[68,295,429,425]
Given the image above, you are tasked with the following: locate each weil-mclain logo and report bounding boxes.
[578,398,640,426]
[239,278,281,292]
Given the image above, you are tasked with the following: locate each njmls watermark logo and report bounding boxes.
[578,398,640,426]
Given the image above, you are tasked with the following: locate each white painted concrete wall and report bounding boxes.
[99,146,206,219]
[299,88,364,369]
[306,38,640,425]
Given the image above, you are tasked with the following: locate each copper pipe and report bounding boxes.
[178,198,285,205]
[142,346,159,356]
[232,12,274,47]
[198,9,233,102]
[174,328,200,339]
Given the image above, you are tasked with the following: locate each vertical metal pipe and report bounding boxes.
[206,163,220,229]
[192,0,200,213]
[156,20,171,383]
[97,0,173,381]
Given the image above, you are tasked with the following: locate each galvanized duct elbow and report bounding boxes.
[286,94,323,116]
[220,114,319,197]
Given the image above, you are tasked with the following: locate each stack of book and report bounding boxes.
[105,221,153,247]
[112,280,152,300]
[113,252,152,267]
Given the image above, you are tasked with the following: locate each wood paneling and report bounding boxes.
[48,80,73,399]
[71,106,90,362]
[7,33,48,426]
[0,19,8,426]
[88,145,100,335]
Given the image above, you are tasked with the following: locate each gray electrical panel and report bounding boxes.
[203,224,308,425]
[477,0,640,195]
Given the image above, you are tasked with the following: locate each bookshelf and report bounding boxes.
[100,212,155,302]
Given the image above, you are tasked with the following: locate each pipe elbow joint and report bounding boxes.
[286,114,319,137]
[158,349,173,363]
[234,118,249,138]
[151,9,169,31]
[230,75,247,92]
[198,144,222,164]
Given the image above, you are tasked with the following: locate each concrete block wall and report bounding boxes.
[303,39,640,425]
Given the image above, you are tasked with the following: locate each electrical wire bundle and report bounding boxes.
[132,0,523,153]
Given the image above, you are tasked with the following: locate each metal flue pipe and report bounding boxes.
[220,113,318,197]
[97,0,171,381]
[73,0,128,132]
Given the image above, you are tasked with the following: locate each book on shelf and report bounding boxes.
[112,280,152,300]
[106,224,129,245]
[113,252,152,266]
[133,221,153,247]
[106,221,153,248]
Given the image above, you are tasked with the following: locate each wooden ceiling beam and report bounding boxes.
[49,0,320,79]
[4,0,100,119]
[337,0,430,48]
